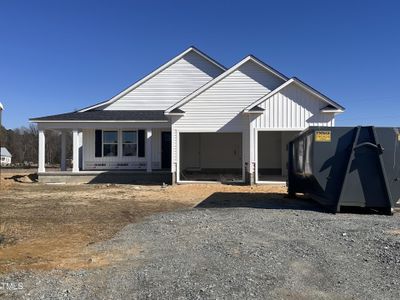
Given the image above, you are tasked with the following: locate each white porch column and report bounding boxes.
[60,131,67,171]
[146,128,152,172]
[38,130,46,173]
[72,129,80,173]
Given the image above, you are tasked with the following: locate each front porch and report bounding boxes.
[31,110,173,184]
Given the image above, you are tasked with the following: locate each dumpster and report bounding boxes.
[288,126,400,214]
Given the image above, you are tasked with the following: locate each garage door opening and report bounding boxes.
[179,132,243,183]
[257,131,300,182]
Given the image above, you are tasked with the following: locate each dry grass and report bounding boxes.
[0,172,287,273]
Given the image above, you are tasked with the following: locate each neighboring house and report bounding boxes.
[30,46,344,184]
[1,147,12,166]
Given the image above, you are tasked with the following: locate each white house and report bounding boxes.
[1,147,12,166]
[30,47,344,184]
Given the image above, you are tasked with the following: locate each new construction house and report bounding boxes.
[30,46,345,184]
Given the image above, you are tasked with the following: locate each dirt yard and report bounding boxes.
[0,172,286,273]
[2,172,400,299]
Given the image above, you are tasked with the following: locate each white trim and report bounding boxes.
[165,56,288,113]
[78,47,226,112]
[254,128,303,185]
[72,129,80,173]
[243,111,264,114]
[164,113,185,116]
[146,128,152,172]
[257,180,287,185]
[176,130,245,184]
[244,78,344,112]
[38,130,45,173]
[321,109,344,113]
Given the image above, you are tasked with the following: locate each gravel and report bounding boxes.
[1,203,400,299]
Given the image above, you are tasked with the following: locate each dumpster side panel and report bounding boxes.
[375,128,400,206]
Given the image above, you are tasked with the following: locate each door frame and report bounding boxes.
[255,128,305,184]
[176,130,245,184]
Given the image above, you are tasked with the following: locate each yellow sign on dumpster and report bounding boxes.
[315,131,331,142]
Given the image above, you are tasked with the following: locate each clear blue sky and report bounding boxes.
[1,0,399,129]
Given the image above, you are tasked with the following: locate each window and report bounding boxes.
[103,131,118,156]
[122,131,137,156]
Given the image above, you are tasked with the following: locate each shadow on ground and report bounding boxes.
[195,192,325,212]
[5,173,38,183]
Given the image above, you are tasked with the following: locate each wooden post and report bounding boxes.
[72,129,79,173]
[146,128,152,172]
[38,130,46,173]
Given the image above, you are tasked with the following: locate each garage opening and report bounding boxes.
[179,132,243,183]
[257,131,300,182]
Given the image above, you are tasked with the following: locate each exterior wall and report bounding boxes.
[171,60,286,179]
[104,51,224,111]
[82,128,168,170]
[253,84,335,129]
[180,133,242,170]
[174,60,284,132]
[1,156,11,166]
[251,83,336,182]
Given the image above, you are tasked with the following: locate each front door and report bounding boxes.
[161,131,172,169]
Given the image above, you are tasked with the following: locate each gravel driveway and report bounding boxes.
[1,199,400,300]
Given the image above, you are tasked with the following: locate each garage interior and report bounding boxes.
[257,131,300,182]
[180,132,243,183]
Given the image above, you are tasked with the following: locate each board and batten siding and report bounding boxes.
[174,60,285,131]
[104,51,224,111]
[171,60,286,174]
[253,83,335,129]
[82,128,166,170]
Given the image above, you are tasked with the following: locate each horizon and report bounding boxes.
[1,0,399,129]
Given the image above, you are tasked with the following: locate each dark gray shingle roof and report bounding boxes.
[31,110,168,122]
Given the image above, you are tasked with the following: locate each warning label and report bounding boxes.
[315,131,331,142]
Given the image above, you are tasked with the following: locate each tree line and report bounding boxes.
[0,125,72,166]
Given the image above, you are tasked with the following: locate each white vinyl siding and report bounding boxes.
[104,51,224,111]
[174,60,285,132]
[253,83,335,129]
[82,128,167,170]
[171,60,286,174]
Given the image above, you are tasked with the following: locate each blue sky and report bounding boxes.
[0,0,399,129]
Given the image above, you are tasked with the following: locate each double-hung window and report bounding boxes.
[103,131,118,157]
[122,131,137,156]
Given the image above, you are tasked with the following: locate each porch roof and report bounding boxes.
[30,110,169,122]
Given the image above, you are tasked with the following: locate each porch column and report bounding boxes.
[38,130,45,173]
[60,131,67,171]
[72,129,80,173]
[146,128,152,172]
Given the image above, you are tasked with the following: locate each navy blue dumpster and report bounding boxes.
[288,126,400,214]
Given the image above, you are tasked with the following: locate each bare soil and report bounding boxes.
[0,172,285,273]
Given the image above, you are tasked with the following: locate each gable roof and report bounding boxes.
[244,77,345,113]
[165,55,289,114]
[79,46,226,112]
[1,147,11,157]
[30,110,168,122]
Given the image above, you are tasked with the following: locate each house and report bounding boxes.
[1,147,12,166]
[30,46,344,184]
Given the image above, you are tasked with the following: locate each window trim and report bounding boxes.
[102,130,119,157]
[122,130,138,157]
